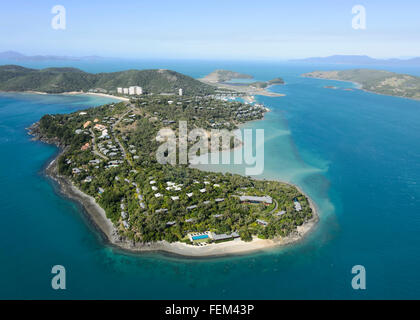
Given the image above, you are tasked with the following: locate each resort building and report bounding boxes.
[239,195,273,205]
[123,88,129,94]
[294,200,302,211]
[211,232,240,241]
[80,142,90,151]
[256,219,269,226]
[94,124,107,131]
[117,87,123,94]
[179,88,183,96]
[83,176,93,183]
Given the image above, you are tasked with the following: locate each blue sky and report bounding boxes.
[1,0,419,59]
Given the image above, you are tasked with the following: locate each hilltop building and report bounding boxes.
[239,195,273,205]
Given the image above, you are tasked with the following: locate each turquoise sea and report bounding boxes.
[0,60,420,299]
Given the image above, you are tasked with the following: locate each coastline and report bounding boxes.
[69,92,130,102]
[302,75,420,101]
[201,80,286,98]
[45,150,319,258]
[39,138,319,259]
[29,93,319,258]
[0,90,130,102]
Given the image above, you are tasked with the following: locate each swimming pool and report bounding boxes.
[192,234,209,241]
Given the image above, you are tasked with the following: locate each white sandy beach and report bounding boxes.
[77,92,130,102]
[13,90,131,102]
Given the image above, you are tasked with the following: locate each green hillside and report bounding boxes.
[303,69,420,100]
[0,65,215,95]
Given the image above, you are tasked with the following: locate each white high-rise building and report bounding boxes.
[135,86,143,95]
[123,88,129,94]
[129,86,136,95]
[179,88,183,96]
[117,87,123,94]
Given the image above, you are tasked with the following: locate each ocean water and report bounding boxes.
[0,61,420,299]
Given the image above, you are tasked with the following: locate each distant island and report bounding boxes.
[303,69,420,100]
[291,54,420,66]
[200,69,254,83]
[200,69,285,98]
[24,66,316,257]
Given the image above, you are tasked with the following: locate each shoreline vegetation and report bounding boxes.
[43,142,319,258]
[19,66,317,258]
[28,96,319,259]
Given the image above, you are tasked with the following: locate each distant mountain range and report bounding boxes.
[290,55,420,66]
[0,51,104,62]
[0,65,215,94]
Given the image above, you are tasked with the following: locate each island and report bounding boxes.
[303,69,420,100]
[19,66,317,257]
[199,69,254,83]
[200,69,286,98]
